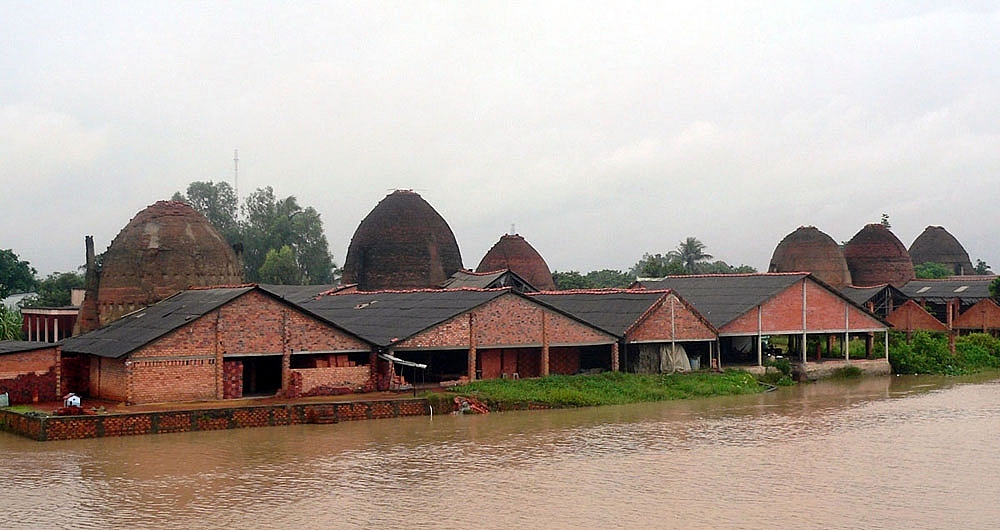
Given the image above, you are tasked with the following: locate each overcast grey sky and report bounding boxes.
[3,2,998,278]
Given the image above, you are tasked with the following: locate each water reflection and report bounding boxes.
[2,374,998,529]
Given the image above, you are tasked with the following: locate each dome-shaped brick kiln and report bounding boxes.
[342,190,464,291]
[844,223,915,287]
[80,200,244,330]
[909,226,975,276]
[768,226,852,288]
[477,233,557,290]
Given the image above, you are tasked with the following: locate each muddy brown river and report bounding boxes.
[2,374,999,529]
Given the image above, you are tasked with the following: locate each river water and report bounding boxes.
[2,374,999,529]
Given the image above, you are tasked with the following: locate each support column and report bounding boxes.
[280,309,291,395]
[611,342,619,372]
[801,279,808,364]
[756,305,763,367]
[541,311,550,376]
[467,314,477,380]
[844,302,850,361]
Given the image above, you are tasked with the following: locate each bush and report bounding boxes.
[890,331,1000,375]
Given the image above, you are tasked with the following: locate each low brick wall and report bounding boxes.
[0,398,430,441]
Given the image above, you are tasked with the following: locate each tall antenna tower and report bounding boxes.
[233,148,239,204]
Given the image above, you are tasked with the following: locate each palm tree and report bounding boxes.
[667,237,713,274]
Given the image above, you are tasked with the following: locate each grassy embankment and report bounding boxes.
[890,331,1000,375]
[424,370,765,411]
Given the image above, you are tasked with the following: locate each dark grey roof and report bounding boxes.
[0,341,56,354]
[841,284,899,306]
[61,287,255,358]
[300,289,511,347]
[440,270,507,289]
[530,291,673,337]
[900,277,995,303]
[440,269,537,292]
[259,284,339,304]
[636,274,807,328]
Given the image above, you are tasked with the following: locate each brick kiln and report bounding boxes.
[768,226,852,289]
[341,190,463,291]
[844,224,916,287]
[476,233,556,291]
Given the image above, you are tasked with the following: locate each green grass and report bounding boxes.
[425,370,765,410]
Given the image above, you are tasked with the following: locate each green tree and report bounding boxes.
[258,245,303,284]
[173,183,337,284]
[0,304,22,341]
[22,271,85,307]
[667,237,713,274]
[0,249,37,299]
[975,259,992,275]
[990,277,1000,298]
[698,260,758,274]
[552,271,591,290]
[629,253,685,278]
[584,269,633,288]
[914,262,952,279]
[173,181,240,244]
[241,187,336,284]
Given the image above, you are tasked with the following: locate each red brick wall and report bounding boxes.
[0,347,58,379]
[0,345,59,404]
[90,356,128,402]
[629,294,717,342]
[129,358,216,404]
[954,299,1000,331]
[113,290,373,404]
[724,279,886,335]
[399,294,612,350]
[888,300,950,332]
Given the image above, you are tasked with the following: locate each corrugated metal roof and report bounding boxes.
[900,278,994,303]
[301,289,510,347]
[61,286,255,358]
[530,291,671,337]
[636,274,807,328]
[0,340,56,354]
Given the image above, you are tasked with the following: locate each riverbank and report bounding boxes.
[425,370,766,412]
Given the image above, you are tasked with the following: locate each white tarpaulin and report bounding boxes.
[660,343,690,373]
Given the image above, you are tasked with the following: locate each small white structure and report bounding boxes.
[63,393,81,408]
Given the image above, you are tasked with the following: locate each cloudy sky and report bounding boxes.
[3,2,998,278]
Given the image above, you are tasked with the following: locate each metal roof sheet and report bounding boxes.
[900,278,994,303]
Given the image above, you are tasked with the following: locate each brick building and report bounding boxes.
[636,273,890,366]
[61,285,373,405]
[0,341,60,405]
[531,290,717,373]
[301,288,617,384]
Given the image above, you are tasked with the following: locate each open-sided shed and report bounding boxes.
[530,289,717,373]
[301,288,617,383]
[635,273,890,366]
